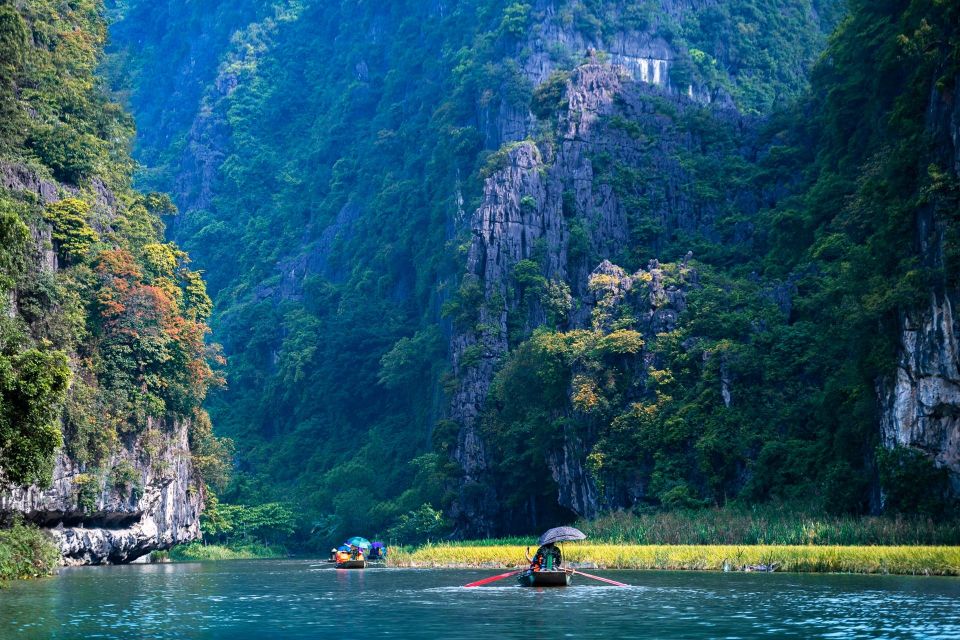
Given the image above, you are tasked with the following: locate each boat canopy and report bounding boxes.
[538,526,587,545]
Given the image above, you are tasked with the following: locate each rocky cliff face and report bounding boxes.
[0,163,203,564]
[1,419,202,565]
[448,37,741,531]
[879,74,960,493]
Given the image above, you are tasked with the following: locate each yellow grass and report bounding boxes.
[388,543,960,576]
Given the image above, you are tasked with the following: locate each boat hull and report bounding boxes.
[517,570,571,587]
[336,560,366,569]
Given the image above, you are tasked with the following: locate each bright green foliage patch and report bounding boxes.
[168,542,285,562]
[0,519,60,583]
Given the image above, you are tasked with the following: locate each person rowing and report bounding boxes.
[525,542,562,572]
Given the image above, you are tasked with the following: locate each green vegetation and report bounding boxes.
[110,0,845,544]
[108,0,958,547]
[0,0,230,581]
[0,519,60,583]
[576,508,960,546]
[169,542,285,562]
[475,0,960,522]
[0,0,229,500]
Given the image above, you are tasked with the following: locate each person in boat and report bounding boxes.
[368,542,386,561]
[329,548,338,562]
[526,543,562,572]
[336,548,351,564]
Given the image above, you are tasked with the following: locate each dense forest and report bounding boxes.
[0,0,953,556]
[101,0,960,545]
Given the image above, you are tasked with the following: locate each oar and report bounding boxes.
[464,569,522,588]
[568,569,628,587]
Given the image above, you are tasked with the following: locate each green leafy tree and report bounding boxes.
[0,348,70,486]
[44,199,98,264]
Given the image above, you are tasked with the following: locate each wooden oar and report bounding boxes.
[568,569,628,587]
[464,569,522,587]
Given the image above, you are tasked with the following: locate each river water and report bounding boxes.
[2,559,959,639]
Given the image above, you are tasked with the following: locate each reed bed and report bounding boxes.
[389,543,960,576]
[577,508,960,546]
[169,542,286,562]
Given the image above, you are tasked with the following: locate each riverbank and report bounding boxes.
[0,520,60,584]
[388,543,960,576]
[166,542,287,562]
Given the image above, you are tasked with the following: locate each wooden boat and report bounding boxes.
[335,559,366,569]
[516,569,571,587]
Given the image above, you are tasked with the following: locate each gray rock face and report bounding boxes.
[0,163,59,203]
[448,50,726,531]
[880,292,960,491]
[878,74,960,493]
[1,419,202,565]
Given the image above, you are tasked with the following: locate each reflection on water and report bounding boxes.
[1,560,959,639]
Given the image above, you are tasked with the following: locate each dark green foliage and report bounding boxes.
[878,447,955,518]
[0,197,28,290]
[385,504,451,544]
[28,126,100,184]
[200,494,297,546]
[0,346,70,486]
[531,71,570,121]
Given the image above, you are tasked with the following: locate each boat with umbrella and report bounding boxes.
[464,526,628,588]
[336,537,371,569]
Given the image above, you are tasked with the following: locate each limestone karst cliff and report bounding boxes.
[0,1,220,563]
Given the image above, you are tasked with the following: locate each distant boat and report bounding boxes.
[336,559,366,569]
[516,569,572,587]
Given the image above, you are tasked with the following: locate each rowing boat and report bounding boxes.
[335,559,366,569]
[516,569,571,587]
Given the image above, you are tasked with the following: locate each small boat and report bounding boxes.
[517,569,572,587]
[336,559,366,569]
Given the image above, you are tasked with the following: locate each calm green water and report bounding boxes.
[2,559,960,639]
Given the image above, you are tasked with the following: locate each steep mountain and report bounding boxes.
[0,0,226,562]
[108,0,958,540]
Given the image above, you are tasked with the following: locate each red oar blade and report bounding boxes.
[464,570,521,588]
[570,569,628,587]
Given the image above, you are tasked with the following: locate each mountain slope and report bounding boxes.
[108,0,958,541]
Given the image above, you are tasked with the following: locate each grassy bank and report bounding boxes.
[576,508,960,546]
[389,543,960,576]
[169,542,287,562]
[0,520,60,584]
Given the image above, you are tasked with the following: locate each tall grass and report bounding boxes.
[576,506,960,546]
[0,519,60,584]
[389,543,960,576]
[169,542,286,562]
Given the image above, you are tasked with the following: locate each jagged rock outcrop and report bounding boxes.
[449,46,739,532]
[1,419,202,565]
